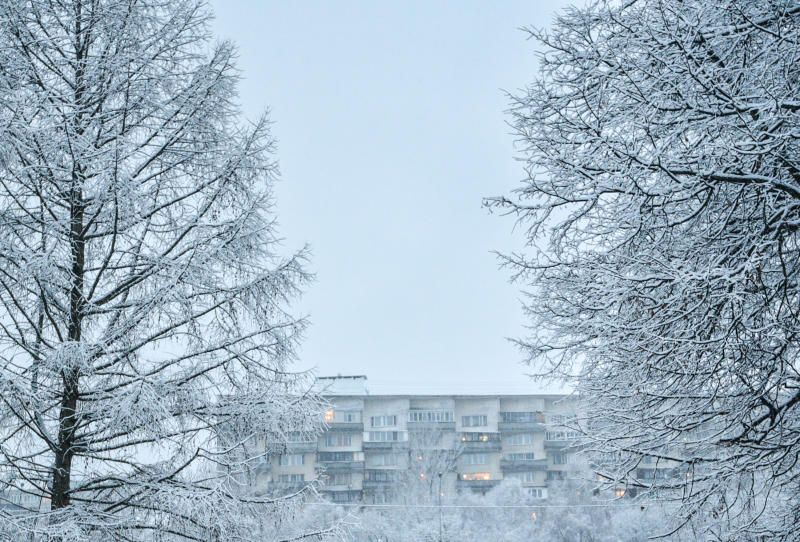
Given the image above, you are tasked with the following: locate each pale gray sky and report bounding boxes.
[210,1,572,394]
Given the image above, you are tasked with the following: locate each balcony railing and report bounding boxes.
[407,420,456,431]
[544,439,580,449]
[362,440,410,450]
[500,458,549,472]
[498,421,546,433]
[499,412,545,431]
[316,460,365,472]
[284,441,318,453]
[456,478,500,491]
[459,434,502,452]
[326,421,364,431]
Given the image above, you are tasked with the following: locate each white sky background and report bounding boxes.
[210,0,573,394]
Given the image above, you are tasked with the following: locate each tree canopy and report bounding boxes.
[0,1,328,540]
[491,0,800,538]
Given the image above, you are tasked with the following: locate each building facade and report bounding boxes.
[257,376,583,503]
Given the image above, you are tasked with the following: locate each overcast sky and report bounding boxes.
[210,1,572,394]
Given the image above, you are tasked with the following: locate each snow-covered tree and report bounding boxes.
[0,1,332,540]
[490,0,800,539]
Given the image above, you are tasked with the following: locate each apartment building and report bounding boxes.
[256,376,584,503]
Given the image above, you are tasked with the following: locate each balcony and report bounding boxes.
[458,434,502,452]
[363,431,409,450]
[499,412,545,433]
[268,481,308,494]
[362,478,396,490]
[500,458,548,472]
[363,469,398,488]
[320,483,362,493]
[462,441,501,452]
[407,420,456,431]
[316,460,364,472]
[362,440,409,451]
[326,421,364,432]
[325,489,363,504]
[284,441,317,453]
[498,421,545,433]
[457,478,500,492]
[323,409,364,431]
[252,459,271,474]
[544,439,576,449]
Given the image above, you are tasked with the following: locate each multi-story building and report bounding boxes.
[254,375,584,503]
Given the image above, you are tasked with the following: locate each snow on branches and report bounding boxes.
[0,1,333,540]
[490,0,800,539]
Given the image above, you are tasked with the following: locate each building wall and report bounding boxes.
[257,392,593,502]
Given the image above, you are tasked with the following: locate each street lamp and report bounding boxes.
[437,472,444,542]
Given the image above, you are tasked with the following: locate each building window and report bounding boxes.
[408,410,454,423]
[366,470,396,482]
[341,411,361,423]
[548,414,565,425]
[328,473,352,486]
[318,451,356,462]
[369,453,400,467]
[277,474,304,483]
[507,433,534,446]
[461,415,488,427]
[286,431,314,443]
[507,471,536,483]
[547,471,565,481]
[507,452,536,461]
[330,491,356,503]
[546,431,579,441]
[637,468,672,480]
[500,412,541,423]
[460,432,499,442]
[324,409,335,423]
[526,487,546,499]
[367,431,402,442]
[278,454,304,466]
[459,472,491,481]
[324,433,352,447]
[462,453,488,465]
[551,452,568,465]
[370,415,397,428]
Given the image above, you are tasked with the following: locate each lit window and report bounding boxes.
[615,488,626,498]
[460,472,491,481]
[324,409,334,423]
[460,432,499,443]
